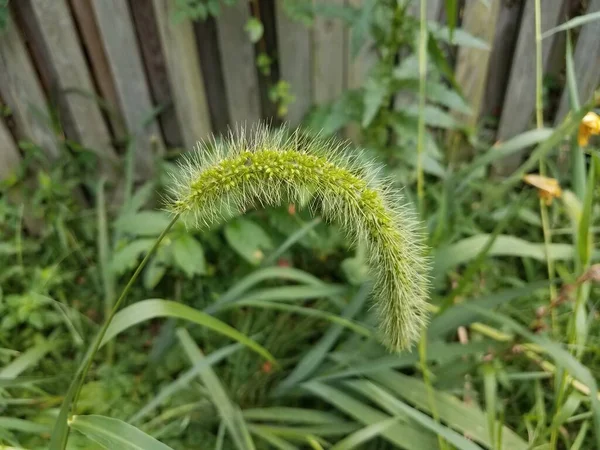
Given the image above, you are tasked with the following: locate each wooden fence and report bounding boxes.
[1,0,599,186]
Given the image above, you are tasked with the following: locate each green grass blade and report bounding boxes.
[482,364,498,448]
[177,328,256,450]
[264,218,322,265]
[464,304,600,448]
[564,30,586,199]
[69,415,172,449]
[329,417,400,450]
[0,417,51,434]
[205,269,327,314]
[456,128,554,192]
[542,11,600,38]
[248,425,298,450]
[303,381,438,450]
[434,234,582,276]
[0,340,59,378]
[230,300,371,336]
[429,281,549,338]
[275,285,370,393]
[243,408,345,425]
[345,380,483,450]
[100,299,275,362]
[96,178,115,363]
[577,156,596,266]
[131,342,243,424]
[368,370,528,450]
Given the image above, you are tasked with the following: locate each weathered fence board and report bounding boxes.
[453,0,501,126]
[215,1,261,126]
[68,0,126,140]
[482,0,524,119]
[91,0,165,177]
[494,0,566,173]
[26,0,118,177]
[554,0,600,123]
[128,0,182,148]
[153,0,212,149]
[313,0,345,105]
[0,114,21,182]
[0,14,59,160]
[275,1,311,126]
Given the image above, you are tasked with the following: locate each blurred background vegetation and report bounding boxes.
[0,0,599,449]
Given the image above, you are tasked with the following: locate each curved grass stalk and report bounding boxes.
[169,126,430,351]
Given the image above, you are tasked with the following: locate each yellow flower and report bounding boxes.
[578,111,600,147]
[523,174,562,205]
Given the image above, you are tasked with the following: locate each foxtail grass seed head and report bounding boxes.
[167,126,430,351]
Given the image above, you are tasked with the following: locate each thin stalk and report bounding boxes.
[71,213,180,410]
[419,333,447,450]
[533,2,559,444]
[533,0,557,333]
[416,0,428,216]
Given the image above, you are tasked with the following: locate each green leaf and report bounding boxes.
[577,156,596,266]
[111,239,155,274]
[542,11,600,38]
[101,299,275,362]
[225,218,273,265]
[69,415,173,449]
[429,23,489,49]
[172,234,206,277]
[231,300,370,336]
[205,267,324,314]
[0,417,51,434]
[404,104,459,129]
[434,234,580,275]
[362,77,387,127]
[303,381,438,449]
[345,380,483,450]
[275,285,370,393]
[243,408,345,425]
[429,281,549,338]
[0,340,58,378]
[244,17,264,43]
[445,0,457,40]
[130,343,242,424]
[368,371,528,449]
[115,211,173,237]
[177,328,256,450]
[456,128,554,191]
[463,304,600,448]
[329,417,400,450]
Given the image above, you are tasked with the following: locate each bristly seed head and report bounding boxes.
[167,125,430,351]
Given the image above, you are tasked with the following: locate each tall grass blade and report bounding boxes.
[177,328,256,450]
[69,415,172,449]
[100,299,275,362]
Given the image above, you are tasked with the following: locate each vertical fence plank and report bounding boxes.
[345,0,377,142]
[91,0,165,178]
[313,0,345,105]
[128,0,182,148]
[0,116,42,232]
[0,14,59,160]
[0,118,21,182]
[453,0,500,126]
[482,0,524,121]
[275,1,311,126]
[494,0,566,174]
[554,0,600,123]
[68,0,126,141]
[26,0,118,177]
[215,0,261,126]
[153,0,212,149]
